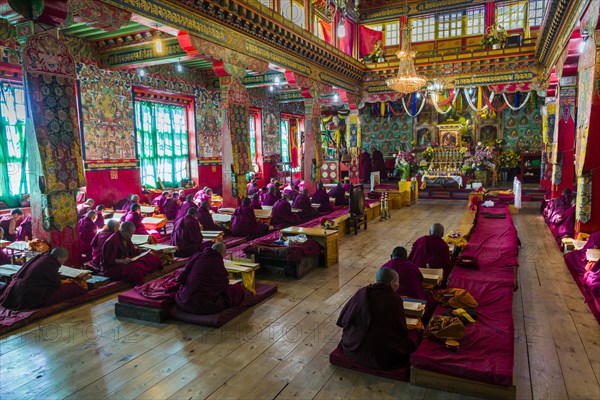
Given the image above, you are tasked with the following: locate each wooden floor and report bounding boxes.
[1,200,599,400]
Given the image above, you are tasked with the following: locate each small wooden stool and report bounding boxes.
[346,213,367,235]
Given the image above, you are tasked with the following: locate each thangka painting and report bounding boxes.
[78,65,136,160]
[360,106,414,153]
[502,104,542,152]
[196,90,223,158]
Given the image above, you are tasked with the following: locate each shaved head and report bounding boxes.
[200,201,210,210]
[51,247,69,263]
[376,267,398,286]
[212,242,227,257]
[120,221,135,233]
[430,223,444,237]
[86,210,97,220]
[106,219,119,231]
[187,207,198,217]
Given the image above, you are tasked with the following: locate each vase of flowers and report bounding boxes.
[464,142,495,187]
[481,24,507,49]
[498,150,520,181]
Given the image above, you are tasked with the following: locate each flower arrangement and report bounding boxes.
[394,150,419,179]
[498,150,520,171]
[481,24,507,47]
[422,147,435,162]
[463,142,495,171]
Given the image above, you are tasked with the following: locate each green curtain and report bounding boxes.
[135,100,189,188]
[0,83,27,207]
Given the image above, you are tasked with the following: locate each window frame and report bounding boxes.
[528,0,546,27]
[410,14,436,43]
[496,1,527,31]
[280,0,306,29]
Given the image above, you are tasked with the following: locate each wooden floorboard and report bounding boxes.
[1,200,599,399]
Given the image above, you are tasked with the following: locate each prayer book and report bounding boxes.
[219,208,236,214]
[573,240,587,250]
[7,241,29,251]
[403,298,426,317]
[229,279,242,285]
[140,243,177,253]
[131,234,150,245]
[142,217,164,225]
[406,317,420,326]
[86,275,110,290]
[212,214,232,222]
[112,212,125,221]
[587,249,600,262]
[0,240,10,247]
[130,250,151,262]
[59,266,93,279]
[0,264,22,278]
[140,206,155,214]
[419,268,444,286]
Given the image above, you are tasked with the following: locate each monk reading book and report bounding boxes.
[175,194,197,223]
[292,189,318,221]
[0,208,23,242]
[382,246,427,300]
[409,223,453,280]
[121,203,150,235]
[170,207,208,258]
[271,194,301,228]
[230,197,269,239]
[90,220,119,272]
[328,182,348,207]
[78,210,98,256]
[197,202,224,232]
[311,182,333,213]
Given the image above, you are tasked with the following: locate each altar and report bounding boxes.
[423,124,464,188]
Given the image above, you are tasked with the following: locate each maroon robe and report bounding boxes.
[122,211,149,235]
[381,259,427,300]
[175,247,245,314]
[372,149,387,179]
[550,205,576,242]
[288,190,300,202]
[261,193,278,206]
[175,200,196,222]
[251,198,262,209]
[409,235,452,279]
[0,215,16,242]
[115,198,129,211]
[546,194,574,223]
[311,189,333,213]
[170,215,206,258]
[248,185,259,196]
[0,254,86,310]
[100,231,162,285]
[94,213,105,229]
[197,208,224,232]
[336,283,416,370]
[328,185,348,207]
[118,200,134,212]
[0,248,9,265]
[292,193,318,220]
[76,204,92,219]
[90,227,116,272]
[565,231,600,275]
[78,216,98,255]
[271,199,301,227]
[231,205,268,238]
[360,151,373,182]
[164,198,180,220]
[15,216,32,242]
[151,195,168,214]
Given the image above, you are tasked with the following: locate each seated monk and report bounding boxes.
[230,197,269,239]
[288,185,300,202]
[175,194,197,222]
[170,207,208,258]
[121,203,150,235]
[261,186,279,206]
[259,186,269,204]
[0,248,87,310]
[336,267,416,370]
[164,193,181,220]
[311,182,334,213]
[175,242,245,315]
[0,208,24,242]
[247,180,259,196]
[15,216,32,242]
[342,177,351,193]
[100,221,162,285]
[292,189,318,221]
[0,227,10,265]
[382,246,427,300]
[198,188,213,205]
[271,194,301,228]
[90,219,119,273]
[546,188,575,223]
[115,194,132,211]
[251,193,262,209]
[76,198,95,219]
[94,205,106,229]
[565,230,600,275]
[151,191,170,215]
[409,223,452,280]
[118,194,139,212]
[197,201,224,232]
[266,178,277,191]
[274,182,283,199]
[328,182,348,207]
[78,210,98,256]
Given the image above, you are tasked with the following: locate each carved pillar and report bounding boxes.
[23,33,86,265]
[551,78,577,198]
[339,90,360,183]
[303,97,322,193]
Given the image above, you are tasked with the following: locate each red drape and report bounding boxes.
[341,19,354,56]
[290,120,299,169]
[485,2,495,31]
[359,25,383,57]
[320,20,333,44]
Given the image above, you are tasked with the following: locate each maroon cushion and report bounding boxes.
[223,236,247,248]
[169,283,277,327]
[118,289,174,310]
[329,344,410,381]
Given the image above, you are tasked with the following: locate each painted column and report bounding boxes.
[551,78,576,198]
[303,97,322,193]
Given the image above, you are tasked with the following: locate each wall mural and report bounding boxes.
[359,107,414,152]
[502,106,542,152]
[196,89,223,158]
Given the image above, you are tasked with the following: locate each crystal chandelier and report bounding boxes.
[386,20,426,94]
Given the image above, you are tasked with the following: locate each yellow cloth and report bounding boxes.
[240,271,256,295]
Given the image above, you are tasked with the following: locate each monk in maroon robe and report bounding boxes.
[121,203,149,235]
[565,231,600,276]
[545,188,575,223]
[251,194,262,209]
[292,189,318,221]
[231,198,269,239]
[118,194,139,212]
[151,191,170,214]
[266,178,277,191]
[94,205,106,229]
[360,150,372,183]
[409,223,452,280]
[78,210,98,256]
[196,188,213,206]
[0,228,10,265]
[175,242,245,314]
[175,194,197,222]
[382,247,426,300]
[77,199,95,219]
[259,187,269,204]
[170,207,207,258]
[261,186,279,206]
[328,182,348,207]
[372,147,387,180]
[311,183,333,213]
[342,178,351,193]
[115,194,131,211]
[90,220,119,272]
[0,248,86,310]
[271,195,301,228]
[198,202,224,232]
[15,216,32,242]
[0,208,23,242]
[247,181,259,196]
[336,268,416,370]
[288,186,300,202]
[164,193,181,220]
[100,222,162,285]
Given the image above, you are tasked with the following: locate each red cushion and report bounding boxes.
[329,344,410,381]
[118,289,174,310]
[169,283,277,327]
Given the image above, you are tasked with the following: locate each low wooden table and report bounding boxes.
[281,227,339,267]
[224,259,260,294]
[202,230,225,242]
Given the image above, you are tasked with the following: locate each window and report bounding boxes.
[280,0,305,29]
[411,15,435,42]
[438,11,463,38]
[249,111,259,167]
[0,83,27,205]
[280,115,303,171]
[280,118,290,167]
[259,0,271,7]
[528,0,546,26]
[314,16,325,40]
[496,1,526,30]
[466,7,485,35]
[384,21,400,46]
[135,100,190,188]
